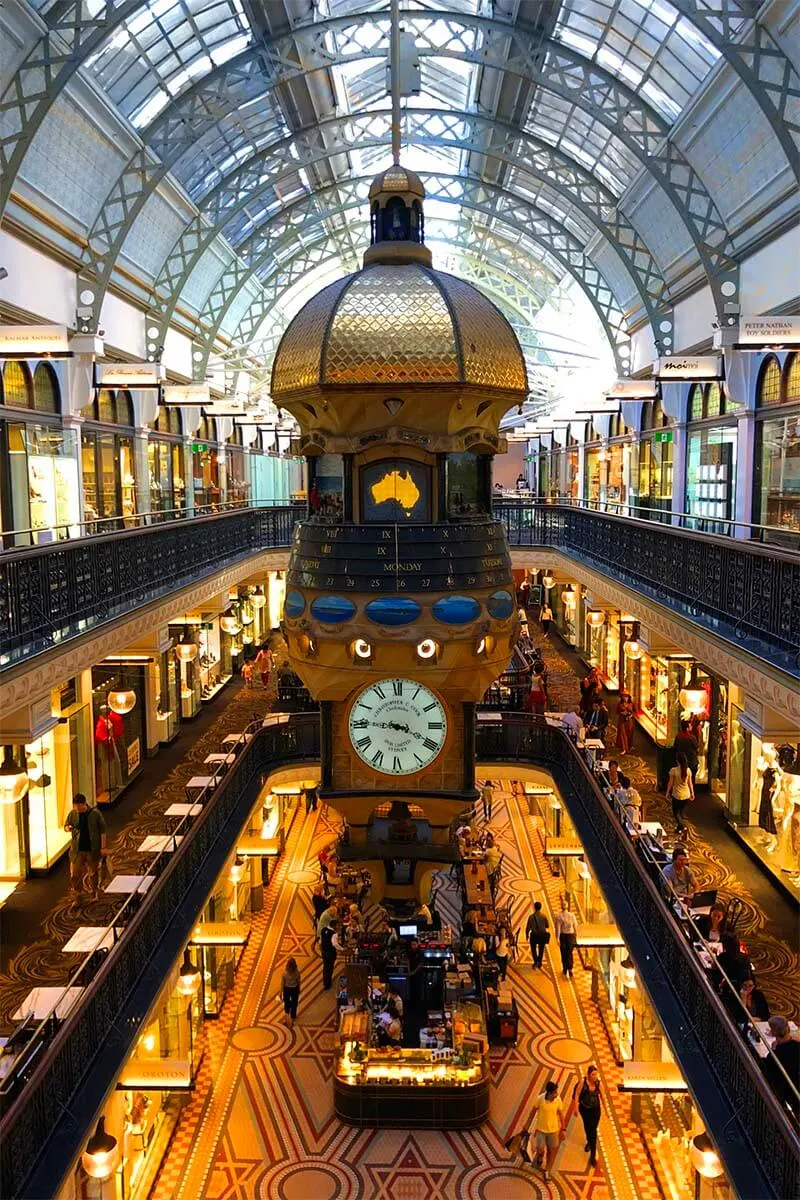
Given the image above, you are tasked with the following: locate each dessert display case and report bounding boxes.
[334,1002,489,1127]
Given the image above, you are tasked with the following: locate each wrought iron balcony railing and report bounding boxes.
[494,501,800,675]
[2,712,796,1200]
[0,504,305,671]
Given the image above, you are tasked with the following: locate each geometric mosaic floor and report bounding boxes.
[151,782,664,1200]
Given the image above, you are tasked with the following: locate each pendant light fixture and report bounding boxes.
[561,585,576,606]
[229,855,246,884]
[679,666,706,714]
[220,606,242,636]
[586,610,605,627]
[0,747,29,805]
[620,955,636,989]
[690,1133,723,1180]
[251,585,267,610]
[81,1117,119,1180]
[175,625,198,662]
[176,948,201,996]
[107,668,136,715]
[623,639,643,660]
[542,570,554,589]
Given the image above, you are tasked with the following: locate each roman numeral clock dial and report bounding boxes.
[347,679,447,776]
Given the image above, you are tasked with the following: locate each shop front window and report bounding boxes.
[91,665,145,804]
[686,424,737,532]
[6,421,79,546]
[81,389,137,528]
[193,418,220,510]
[756,412,800,542]
[25,727,72,870]
[635,400,673,521]
[148,439,173,515]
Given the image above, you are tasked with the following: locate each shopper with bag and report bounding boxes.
[666,752,694,833]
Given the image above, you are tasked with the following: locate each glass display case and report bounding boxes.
[156,651,180,744]
[334,1000,489,1127]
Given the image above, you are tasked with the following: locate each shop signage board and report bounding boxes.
[604,379,659,399]
[97,362,165,387]
[127,738,141,774]
[162,383,210,406]
[653,356,723,380]
[0,324,70,356]
[737,314,800,347]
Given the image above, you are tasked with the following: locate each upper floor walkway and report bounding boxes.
[2,499,797,687]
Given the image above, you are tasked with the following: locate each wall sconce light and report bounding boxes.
[353,639,372,661]
[416,639,438,661]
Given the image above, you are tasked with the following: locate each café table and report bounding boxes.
[104,874,155,895]
[464,863,492,908]
[62,926,115,953]
[164,803,203,817]
[12,986,85,1021]
[137,835,184,854]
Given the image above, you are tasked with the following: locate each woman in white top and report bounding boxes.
[554,900,578,978]
[666,752,694,833]
[494,926,512,981]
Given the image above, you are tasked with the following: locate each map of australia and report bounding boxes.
[370,469,421,515]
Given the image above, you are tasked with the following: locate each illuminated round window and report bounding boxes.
[310,596,357,624]
[432,596,481,625]
[365,598,421,626]
[487,590,514,620]
[283,590,306,619]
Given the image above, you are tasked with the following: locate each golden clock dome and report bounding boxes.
[271,262,527,397]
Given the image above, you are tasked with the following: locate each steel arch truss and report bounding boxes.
[220,247,570,402]
[145,112,674,357]
[192,206,633,384]
[47,13,747,332]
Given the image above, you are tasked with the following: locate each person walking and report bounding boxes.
[575,1065,602,1168]
[254,643,273,690]
[64,793,107,900]
[673,720,700,778]
[579,668,600,717]
[241,659,254,688]
[530,1081,566,1181]
[320,922,340,990]
[305,785,318,815]
[554,898,578,978]
[525,901,550,969]
[666,753,694,833]
[494,924,512,981]
[540,602,553,633]
[481,780,494,822]
[615,692,635,754]
[281,957,301,1026]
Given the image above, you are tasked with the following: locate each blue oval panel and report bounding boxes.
[365,597,422,626]
[283,589,306,619]
[487,589,514,620]
[432,595,481,625]
[310,595,356,624]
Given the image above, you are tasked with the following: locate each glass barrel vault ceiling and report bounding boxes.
[30,0,753,386]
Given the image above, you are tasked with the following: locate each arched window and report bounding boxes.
[33,363,60,414]
[155,405,181,435]
[228,425,243,447]
[115,390,134,426]
[689,383,705,421]
[757,356,782,407]
[585,421,599,443]
[3,361,33,409]
[784,353,800,403]
[706,382,722,418]
[197,416,218,443]
[98,388,116,423]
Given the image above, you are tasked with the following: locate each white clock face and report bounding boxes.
[348,679,447,776]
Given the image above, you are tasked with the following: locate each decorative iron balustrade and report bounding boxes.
[495,501,800,673]
[0,504,304,671]
[0,713,321,1200]
[2,712,796,1200]
[476,715,799,1200]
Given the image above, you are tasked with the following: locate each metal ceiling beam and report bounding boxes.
[40,14,741,335]
[192,210,632,385]
[143,114,672,359]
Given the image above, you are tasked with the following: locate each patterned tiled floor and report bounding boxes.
[151,784,663,1200]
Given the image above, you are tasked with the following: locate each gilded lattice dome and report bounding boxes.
[271,263,528,396]
[368,164,425,200]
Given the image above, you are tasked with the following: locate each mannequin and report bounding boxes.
[755,745,780,849]
[775,771,800,877]
[95,703,124,794]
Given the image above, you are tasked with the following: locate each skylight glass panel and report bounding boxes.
[552,0,722,124]
[84,0,253,130]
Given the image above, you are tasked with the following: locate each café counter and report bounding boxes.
[334,1042,489,1128]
